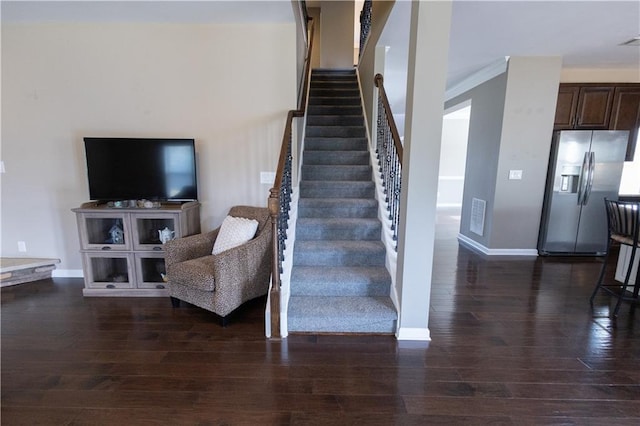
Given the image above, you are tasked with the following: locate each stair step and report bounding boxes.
[306,126,366,138]
[309,88,361,98]
[311,73,357,82]
[298,198,378,218]
[287,296,397,333]
[300,181,375,198]
[308,105,362,116]
[312,71,356,75]
[304,150,369,165]
[308,96,361,106]
[290,266,391,296]
[312,68,356,74]
[306,115,364,126]
[297,218,381,240]
[305,137,367,151]
[310,81,359,90]
[293,240,385,266]
[301,165,371,181]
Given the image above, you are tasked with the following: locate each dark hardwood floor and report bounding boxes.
[3,209,640,425]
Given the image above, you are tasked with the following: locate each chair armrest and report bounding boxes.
[164,229,219,268]
[211,225,272,287]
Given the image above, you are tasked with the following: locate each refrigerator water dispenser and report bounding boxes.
[559,165,581,193]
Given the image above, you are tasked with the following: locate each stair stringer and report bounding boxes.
[265,115,308,338]
[276,188,298,338]
[355,69,400,319]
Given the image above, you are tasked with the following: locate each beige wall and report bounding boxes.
[446,56,562,254]
[491,57,562,250]
[320,0,355,68]
[446,74,507,249]
[308,7,322,70]
[1,22,297,273]
[560,68,640,83]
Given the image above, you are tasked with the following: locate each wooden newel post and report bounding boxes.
[374,73,383,87]
[268,188,281,338]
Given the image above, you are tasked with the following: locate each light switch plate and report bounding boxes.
[509,170,523,180]
[260,172,276,184]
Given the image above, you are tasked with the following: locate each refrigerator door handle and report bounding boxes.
[583,151,595,205]
[576,152,589,205]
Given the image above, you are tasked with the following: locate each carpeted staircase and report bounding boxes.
[287,69,398,334]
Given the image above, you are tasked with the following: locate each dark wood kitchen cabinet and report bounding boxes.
[554,84,614,130]
[574,86,614,128]
[554,83,639,160]
[554,86,579,129]
[610,86,640,160]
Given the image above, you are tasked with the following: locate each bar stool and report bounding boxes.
[590,199,640,317]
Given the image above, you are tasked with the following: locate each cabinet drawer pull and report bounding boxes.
[153,246,162,251]
[101,246,111,251]
[106,284,115,289]
[156,284,165,289]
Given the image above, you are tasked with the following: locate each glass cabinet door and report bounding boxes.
[132,214,179,251]
[80,213,131,251]
[135,253,168,289]
[83,253,134,289]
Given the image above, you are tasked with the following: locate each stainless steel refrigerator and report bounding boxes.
[538,130,628,255]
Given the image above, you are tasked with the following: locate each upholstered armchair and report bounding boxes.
[164,206,272,325]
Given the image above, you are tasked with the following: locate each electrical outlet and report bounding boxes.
[18,241,27,252]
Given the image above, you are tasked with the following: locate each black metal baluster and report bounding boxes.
[277,133,293,274]
[359,0,372,59]
[374,74,403,252]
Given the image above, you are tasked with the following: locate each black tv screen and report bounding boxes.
[84,137,197,202]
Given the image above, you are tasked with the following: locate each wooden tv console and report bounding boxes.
[72,201,200,297]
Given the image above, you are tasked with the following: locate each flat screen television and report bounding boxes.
[84,137,198,202]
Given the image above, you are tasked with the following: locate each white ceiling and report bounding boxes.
[447,0,640,87]
[379,0,640,115]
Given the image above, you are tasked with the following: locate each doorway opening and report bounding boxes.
[437,101,471,240]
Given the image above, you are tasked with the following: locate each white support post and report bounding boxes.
[395,0,452,341]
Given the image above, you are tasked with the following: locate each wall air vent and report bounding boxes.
[470,197,486,236]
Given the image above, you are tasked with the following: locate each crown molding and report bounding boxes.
[445,57,509,101]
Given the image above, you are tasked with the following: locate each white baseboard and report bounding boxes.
[457,233,538,256]
[52,269,84,278]
[280,311,288,338]
[265,287,272,338]
[396,327,431,341]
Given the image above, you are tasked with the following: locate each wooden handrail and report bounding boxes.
[272,110,303,193]
[297,18,315,114]
[374,73,403,166]
[268,15,315,339]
